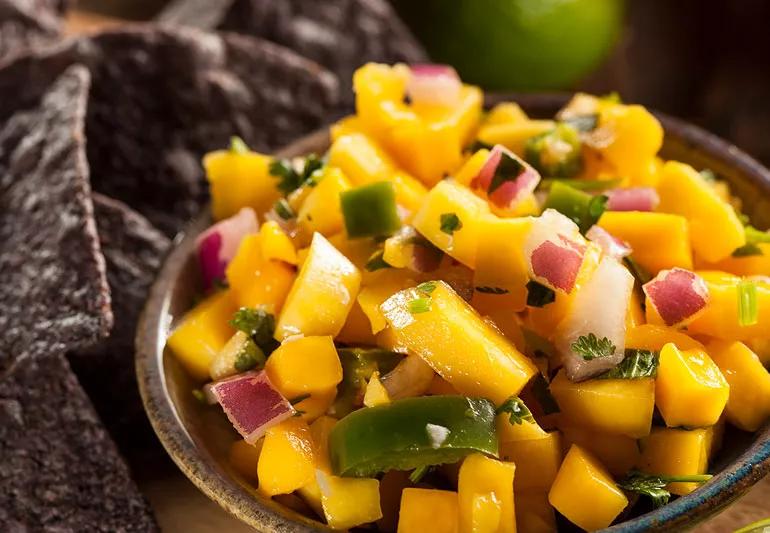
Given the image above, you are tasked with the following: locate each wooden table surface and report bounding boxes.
[61,8,770,532]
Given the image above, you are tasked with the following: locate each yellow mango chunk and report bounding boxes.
[363,371,391,407]
[398,488,458,533]
[225,234,296,312]
[471,292,526,349]
[412,180,491,268]
[701,243,770,277]
[550,370,655,438]
[257,418,315,496]
[229,438,262,483]
[548,445,628,532]
[296,167,351,243]
[336,300,377,345]
[638,427,709,496]
[688,272,770,341]
[626,289,645,330]
[327,232,379,272]
[458,454,516,533]
[626,324,704,352]
[657,161,745,262]
[474,215,533,310]
[598,211,693,273]
[708,340,770,432]
[265,336,342,420]
[596,104,663,177]
[485,102,528,126]
[500,431,562,492]
[655,343,729,428]
[330,115,367,141]
[381,281,538,404]
[204,147,278,221]
[496,414,548,443]
[275,233,361,340]
[477,120,555,156]
[559,424,640,477]
[358,269,419,334]
[259,221,297,265]
[316,471,383,529]
[516,490,557,533]
[454,149,490,187]
[167,290,236,381]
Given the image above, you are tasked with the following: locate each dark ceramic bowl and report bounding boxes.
[136,94,770,532]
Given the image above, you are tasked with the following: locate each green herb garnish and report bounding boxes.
[417,281,437,295]
[439,213,463,235]
[571,333,616,361]
[584,194,609,233]
[525,123,583,178]
[230,307,278,354]
[624,256,653,285]
[496,396,535,425]
[191,389,207,404]
[269,153,325,194]
[733,244,763,258]
[233,338,265,373]
[409,465,431,483]
[531,374,560,415]
[475,286,509,295]
[598,349,659,379]
[274,198,295,220]
[539,177,622,192]
[289,393,311,405]
[738,280,759,327]
[365,250,391,272]
[229,136,249,154]
[618,471,712,508]
[487,151,526,195]
[526,280,556,307]
[408,297,432,314]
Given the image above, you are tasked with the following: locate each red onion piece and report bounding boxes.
[208,371,294,443]
[471,145,541,210]
[195,207,258,289]
[524,210,587,294]
[605,187,660,212]
[643,268,710,327]
[586,225,632,259]
[410,241,443,273]
[407,63,462,106]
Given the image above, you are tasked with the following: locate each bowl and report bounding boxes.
[136,94,770,532]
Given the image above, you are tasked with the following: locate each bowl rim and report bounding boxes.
[137,93,770,533]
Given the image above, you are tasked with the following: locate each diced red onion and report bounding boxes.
[643,268,710,327]
[207,371,294,443]
[524,209,587,293]
[556,256,634,381]
[586,225,632,259]
[196,207,258,289]
[407,64,462,107]
[410,241,443,273]
[471,145,541,210]
[605,187,660,212]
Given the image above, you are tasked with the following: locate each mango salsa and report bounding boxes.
[398,488,458,533]
[639,427,710,496]
[458,454,516,533]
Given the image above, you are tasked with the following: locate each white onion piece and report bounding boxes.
[555,256,634,381]
[407,64,462,107]
[195,207,258,289]
[381,354,435,400]
[586,225,632,260]
[523,209,587,293]
[208,371,294,443]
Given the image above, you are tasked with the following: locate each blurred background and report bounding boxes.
[68,0,770,166]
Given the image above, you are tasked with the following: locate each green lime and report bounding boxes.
[392,0,624,91]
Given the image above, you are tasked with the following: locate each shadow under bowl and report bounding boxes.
[137,94,770,532]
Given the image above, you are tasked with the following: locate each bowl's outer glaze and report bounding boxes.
[137,94,770,533]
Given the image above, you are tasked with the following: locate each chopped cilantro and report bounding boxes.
[274,198,295,220]
[230,307,278,354]
[618,471,712,508]
[440,213,463,235]
[416,281,437,295]
[365,250,391,272]
[409,465,431,483]
[733,244,763,258]
[531,374,560,415]
[408,297,432,314]
[475,286,509,295]
[289,393,311,405]
[488,151,526,195]
[571,333,616,361]
[496,396,535,425]
[598,349,659,379]
[526,281,556,307]
[624,256,653,285]
[229,136,249,154]
[269,153,325,194]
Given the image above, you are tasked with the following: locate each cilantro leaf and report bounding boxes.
[475,286,509,295]
[618,471,712,508]
[440,213,463,235]
[416,281,437,295]
[624,256,653,285]
[599,349,659,379]
[230,307,279,354]
[273,198,295,220]
[571,333,616,361]
[488,151,525,195]
[408,297,431,314]
[269,153,325,194]
[526,280,556,307]
[496,396,535,425]
[365,250,391,272]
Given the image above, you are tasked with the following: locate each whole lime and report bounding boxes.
[392,0,624,91]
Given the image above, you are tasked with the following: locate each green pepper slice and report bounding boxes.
[329,395,498,477]
[340,181,402,238]
[525,122,582,178]
[333,348,403,417]
[543,181,608,234]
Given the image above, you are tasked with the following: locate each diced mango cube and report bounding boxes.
[265,336,342,420]
[548,445,628,531]
[259,221,297,265]
[328,133,393,184]
[381,281,538,404]
[226,234,296,312]
[638,427,709,496]
[655,343,729,428]
[257,418,315,496]
[167,290,236,381]
[296,167,351,243]
[657,161,745,263]
[550,370,655,438]
[477,120,555,156]
[336,300,378,345]
[229,438,262,483]
[701,243,770,277]
[596,104,663,177]
[485,102,528,126]
[458,454,516,533]
[500,431,562,491]
[707,340,770,431]
[515,490,557,533]
[598,211,692,273]
[626,323,704,352]
[688,272,770,341]
[496,414,549,443]
[412,180,491,268]
[471,292,526,349]
[363,371,390,407]
[358,269,419,334]
[275,233,361,340]
[558,424,640,477]
[398,488,458,533]
[316,471,382,529]
[204,148,278,221]
[454,149,490,187]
